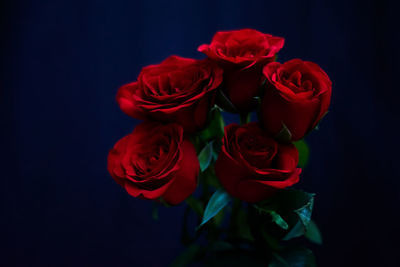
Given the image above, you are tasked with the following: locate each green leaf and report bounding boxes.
[198,141,214,172]
[211,138,222,162]
[261,228,283,251]
[305,220,323,245]
[269,247,316,267]
[236,209,255,241]
[216,90,238,113]
[269,210,289,230]
[283,191,315,241]
[255,189,315,241]
[275,123,292,143]
[189,135,202,153]
[202,167,221,189]
[199,107,225,142]
[213,206,225,226]
[169,244,202,267]
[270,211,289,230]
[283,221,305,240]
[197,189,231,230]
[254,205,289,230]
[294,197,313,229]
[212,149,219,162]
[294,140,310,168]
[185,196,204,217]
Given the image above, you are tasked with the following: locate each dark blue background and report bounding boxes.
[1,0,399,266]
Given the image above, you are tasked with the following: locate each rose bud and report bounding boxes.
[215,123,301,203]
[260,59,332,141]
[198,29,284,112]
[107,121,199,205]
[117,56,223,133]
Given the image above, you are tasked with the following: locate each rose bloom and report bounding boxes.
[107,121,199,205]
[261,59,332,141]
[198,29,284,112]
[215,123,301,203]
[116,56,223,133]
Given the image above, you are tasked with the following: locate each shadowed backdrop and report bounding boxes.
[1,0,399,266]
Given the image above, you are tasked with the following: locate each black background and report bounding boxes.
[1,0,399,266]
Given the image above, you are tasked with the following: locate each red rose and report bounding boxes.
[107,121,199,205]
[117,56,223,133]
[215,123,300,203]
[261,59,332,141]
[198,29,284,112]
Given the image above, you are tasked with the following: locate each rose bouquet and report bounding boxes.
[108,29,331,266]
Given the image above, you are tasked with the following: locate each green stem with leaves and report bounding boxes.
[185,195,204,217]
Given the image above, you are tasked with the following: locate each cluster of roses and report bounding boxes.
[108,29,332,205]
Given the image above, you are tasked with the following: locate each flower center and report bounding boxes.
[238,133,278,169]
[281,70,315,94]
[146,68,204,97]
